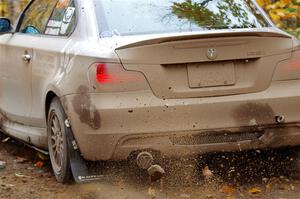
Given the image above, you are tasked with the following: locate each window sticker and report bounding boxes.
[59,7,75,35]
[60,22,69,35]
[63,7,75,23]
[47,20,63,28]
[45,27,60,35]
[56,0,70,9]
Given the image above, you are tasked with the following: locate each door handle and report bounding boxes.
[22,52,31,63]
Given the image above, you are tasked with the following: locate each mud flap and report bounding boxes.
[65,127,105,183]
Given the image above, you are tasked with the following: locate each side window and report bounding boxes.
[45,0,76,36]
[19,0,58,34]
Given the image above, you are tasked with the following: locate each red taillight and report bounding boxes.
[273,50,300,81]
[94,63,146,84]
[89,62,149,91]
[96,64,114,83]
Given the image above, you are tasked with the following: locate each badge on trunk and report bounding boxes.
[207,48,218,60]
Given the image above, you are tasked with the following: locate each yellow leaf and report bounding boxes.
[248,187,262,194]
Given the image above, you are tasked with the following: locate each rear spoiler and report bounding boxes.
[116,29,292,50]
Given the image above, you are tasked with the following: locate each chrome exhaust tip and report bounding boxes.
[136,151,154,170]
[275,115,285,124]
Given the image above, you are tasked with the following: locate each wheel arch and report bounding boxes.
[44,82,65,119]
[45,91,58,120]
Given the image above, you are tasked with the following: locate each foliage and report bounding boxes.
[171,0,268,29]
[172,0,300,38]
[257,0,300,39]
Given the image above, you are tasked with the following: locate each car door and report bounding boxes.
[0,30,34,125]
[0,0,58,125]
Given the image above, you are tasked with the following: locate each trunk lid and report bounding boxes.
[115,29,293,99]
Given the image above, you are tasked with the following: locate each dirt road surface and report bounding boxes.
[1,132,300,199]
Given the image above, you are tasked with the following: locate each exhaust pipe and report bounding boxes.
[136,151,165,181]
[275,115,285,124]
[136,151,154,170]
[147,165,165,182]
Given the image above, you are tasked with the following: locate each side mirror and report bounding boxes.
[0,18,12,34]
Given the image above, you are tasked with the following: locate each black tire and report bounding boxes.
[47,97,72,183]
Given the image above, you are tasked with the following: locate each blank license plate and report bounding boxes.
[187,62,235,88]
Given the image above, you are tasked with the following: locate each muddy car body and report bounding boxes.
[0,0,300,182]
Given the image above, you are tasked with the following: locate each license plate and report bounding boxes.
[187,62,235,88]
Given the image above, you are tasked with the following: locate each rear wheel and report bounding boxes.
[47,97,72,183]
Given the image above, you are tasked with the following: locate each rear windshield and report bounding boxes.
[93,0,270,37]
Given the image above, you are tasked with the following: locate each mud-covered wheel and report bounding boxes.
[47,97,72,183]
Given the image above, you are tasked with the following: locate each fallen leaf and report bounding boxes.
[37,152,48,161]
[248,187,262,194]
[34,161,44,168]
[15,172,25,178]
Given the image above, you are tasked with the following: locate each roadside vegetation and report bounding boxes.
[257,0,300,39]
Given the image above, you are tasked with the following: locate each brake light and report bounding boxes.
[273,50,300,81]
[95,63,142,84]
[96,63,114,83]
[88,62,149,91]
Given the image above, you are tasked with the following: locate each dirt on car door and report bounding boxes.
[0,33,33,125]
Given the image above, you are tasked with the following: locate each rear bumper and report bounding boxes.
[61,80,300,161]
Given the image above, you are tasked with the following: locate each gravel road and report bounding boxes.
[1,132,300,199]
